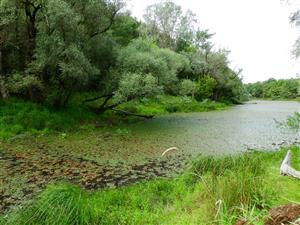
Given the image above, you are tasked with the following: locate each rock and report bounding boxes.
[265,204,300,225]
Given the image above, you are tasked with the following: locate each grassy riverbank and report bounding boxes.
[0,97,228,139]
[118,95,228,116]
[1,146,299,225]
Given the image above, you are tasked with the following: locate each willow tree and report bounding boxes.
[88,38,189,113]
[0,0,124,106]
[142,0,198,51]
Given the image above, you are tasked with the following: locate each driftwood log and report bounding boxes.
[161,147,179,157]
[280,150,300,179]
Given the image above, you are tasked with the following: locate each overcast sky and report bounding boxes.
[127,0,300,83]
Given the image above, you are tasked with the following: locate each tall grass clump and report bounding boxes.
[190,152,271,223]
[4,184,95,225]
[90,180,187,225]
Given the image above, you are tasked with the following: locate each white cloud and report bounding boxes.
[127,0,300,83]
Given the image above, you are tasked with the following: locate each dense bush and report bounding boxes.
[115,39,189,98]
[195,76,217,100]
[179,79,197,96]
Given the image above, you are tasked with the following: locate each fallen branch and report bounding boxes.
[280,150,300,179]
[82,94,113,103]
[112,109,154,119]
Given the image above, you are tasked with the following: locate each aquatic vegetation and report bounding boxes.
[277,112,300,130]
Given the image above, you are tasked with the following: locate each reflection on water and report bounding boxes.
[127,100,300,155]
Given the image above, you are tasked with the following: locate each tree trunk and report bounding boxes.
[24,0,41,63]
[280,150,300,179]
[0,44,9,100]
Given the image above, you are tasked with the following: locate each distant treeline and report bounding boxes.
[246,78,300,99]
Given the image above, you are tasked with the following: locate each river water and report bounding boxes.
[126,100,299,156]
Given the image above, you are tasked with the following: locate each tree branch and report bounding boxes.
[98,94,114,110]
[83,94,114,103]
[90,6,120,38]
[112,109,154,119]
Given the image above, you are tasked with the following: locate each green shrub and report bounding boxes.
[195,76,217,101]
[179,79,197,96]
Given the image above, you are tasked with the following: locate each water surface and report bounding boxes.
[128,100,299,156]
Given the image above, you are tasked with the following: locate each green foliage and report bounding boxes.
[195,76,217,100]
[119,95,228,116]
[0,0,123,106]
[109,13,140,46]
[246,78,300,99]
[179,51,245,103]
[0,98,96,139]
[116,39,187,86]
[114,39,189,98]
[179,79,197,96]
[7,73,43,99]
[143,0,198,51]
[0,0,245,109]
[29,0,101,106]
[114,72,162,102]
